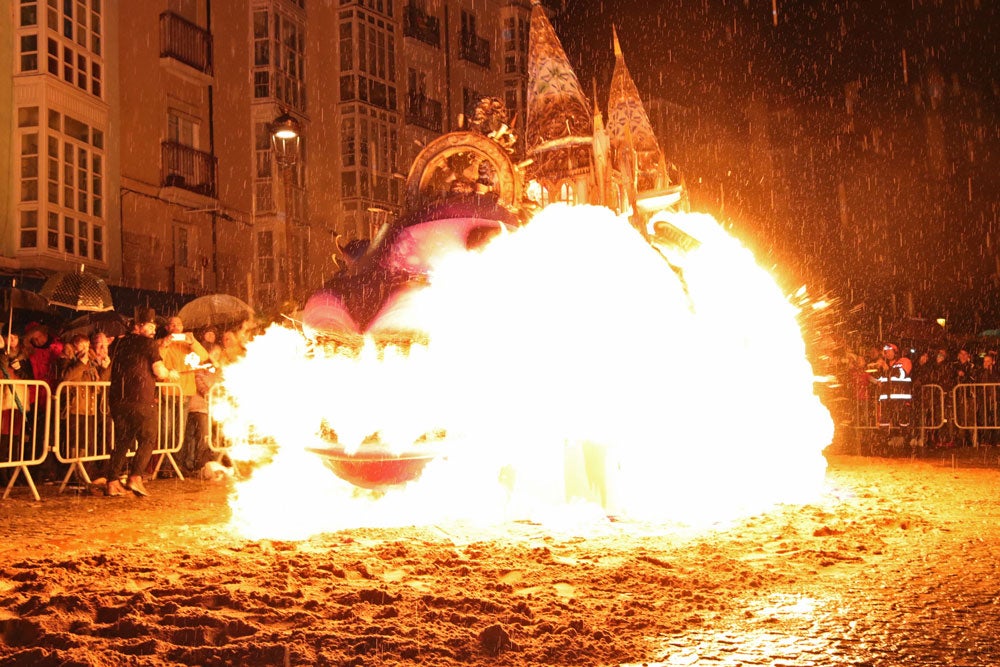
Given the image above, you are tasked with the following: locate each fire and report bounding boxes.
[217,204,832,540]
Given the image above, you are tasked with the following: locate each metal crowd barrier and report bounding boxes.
[1,379,52,501]
[2,379,183,500]
[952,383,1000,447]
[52,380,113,492]
[847,382,999,448]
[151,382,186,480]
[206,382,234,462]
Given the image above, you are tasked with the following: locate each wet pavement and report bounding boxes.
[2,450,999,666]
[632,446,1000,667]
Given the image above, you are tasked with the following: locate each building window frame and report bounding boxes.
[41,0,104,97]
[17,107,105,263]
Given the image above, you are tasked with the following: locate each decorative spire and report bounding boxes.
[525,1,592,154]
[607,28,666,190]
[591,78,611,206]
[591,77,603,124]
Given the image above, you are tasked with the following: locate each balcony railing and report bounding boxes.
[403,4,440,47]
[459,31,490,69]
[406,94,443,133]
[161,142,217,198]
[159,11,213,75]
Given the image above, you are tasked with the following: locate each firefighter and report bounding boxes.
[876,343,913,430]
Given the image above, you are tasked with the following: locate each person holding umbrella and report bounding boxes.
[101,308,179,498]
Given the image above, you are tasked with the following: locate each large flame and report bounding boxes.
[218,204,832,539]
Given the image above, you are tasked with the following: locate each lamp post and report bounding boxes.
[270,112,302,307]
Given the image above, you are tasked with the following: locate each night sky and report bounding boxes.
[556,0,1000,338]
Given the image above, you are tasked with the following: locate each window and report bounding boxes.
[257,231,275,284]
[503,17,514,51]
[505,88,517,116]
[18,107,104,259]
[460,10,476,37]
[20,34,39,71]
[253,11,270,65]
[339,21,352,71]
[348,10,397,111]
[341,110,396,209]
[341,117,356,166]
[20,131,40,203]
[252,7,305,111]
[15,109,40,250]
[39,0,103,96]
[341,171,356,198]
[254,123,275,213]
[558,181,576,205]
[20,210,39,248]
[175,224,190,269]
[168,111,198,148]
[20,0,38,26]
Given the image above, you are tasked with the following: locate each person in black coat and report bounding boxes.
[99,309,179,498]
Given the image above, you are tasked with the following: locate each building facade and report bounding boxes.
[1,0,559,316]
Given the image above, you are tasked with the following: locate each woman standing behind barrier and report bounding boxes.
[57,334,102,478]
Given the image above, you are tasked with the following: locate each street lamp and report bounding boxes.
[271,112,301,168]
[270,112,302,307]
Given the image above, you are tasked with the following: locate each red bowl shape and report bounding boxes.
[307,444,439,490]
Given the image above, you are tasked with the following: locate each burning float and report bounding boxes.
[217,6,832,538]
[298,16,692,492]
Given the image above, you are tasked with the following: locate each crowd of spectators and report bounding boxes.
[0,308,253,497]
[831,338,1000,449]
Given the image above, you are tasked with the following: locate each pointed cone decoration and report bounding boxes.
[591,77,605,131]
[526,1,592,154]
[607,28,665,188]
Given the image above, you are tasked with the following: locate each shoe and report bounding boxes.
[88,477,108,496]
[126,476,149,498]
[105,480,127,497]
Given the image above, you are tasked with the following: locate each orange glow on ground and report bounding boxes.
[217,204,832,540]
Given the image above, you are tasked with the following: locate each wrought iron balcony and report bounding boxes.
[403,4,440,47]
[161,142,217,198]
[406,94,443,133]
[459,31,490,69]
[159,11,213,75]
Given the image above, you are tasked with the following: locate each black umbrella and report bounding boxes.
[1,286,49,313]
[1,284,59,337]
[39,267,114,312]
[60,310,130,340]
